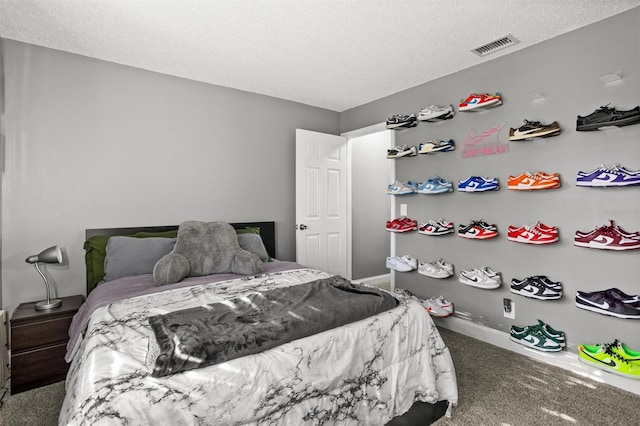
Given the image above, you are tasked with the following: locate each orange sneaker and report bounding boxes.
[508,172,560,190]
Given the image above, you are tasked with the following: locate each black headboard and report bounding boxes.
[85,221,276,292]
[85,221,276,259]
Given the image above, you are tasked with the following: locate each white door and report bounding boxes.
[295,129,349,278]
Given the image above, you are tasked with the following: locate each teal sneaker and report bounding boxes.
[510,324,563,352]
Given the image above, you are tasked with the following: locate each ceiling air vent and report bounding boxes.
[471,34,519,57]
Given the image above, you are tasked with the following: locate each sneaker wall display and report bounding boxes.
[380,80,639,368]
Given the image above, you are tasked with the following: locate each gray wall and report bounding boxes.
[341,9,640,349]
[350,130,393,279]
[1,40,339,312]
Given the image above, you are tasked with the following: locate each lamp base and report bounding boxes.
[35,299,62,311]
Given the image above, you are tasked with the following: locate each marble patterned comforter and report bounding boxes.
[60,268,458,425]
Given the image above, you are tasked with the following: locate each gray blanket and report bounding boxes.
[148,276,398,377]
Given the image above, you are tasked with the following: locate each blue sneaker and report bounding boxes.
[458,176,499,192]
[418,139,455,154]
[417,177,453,194]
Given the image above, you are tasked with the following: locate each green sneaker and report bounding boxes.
[578,343,640,379]
[534,319,566,347]
[608,340,640,362]
[510,324,563,352]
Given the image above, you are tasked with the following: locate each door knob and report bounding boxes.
[298,224,307,230]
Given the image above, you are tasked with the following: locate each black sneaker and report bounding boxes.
[508,120,561,141]
[386,114,417,130]
[530,275,562,290]
[575,289,640,318]
[510,277,562,300]
[386,145,417,159]
[605,288,640,308]
[576,105,640,131]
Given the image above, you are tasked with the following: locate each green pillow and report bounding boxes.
[235,226,260,235]
[85,230,178,293]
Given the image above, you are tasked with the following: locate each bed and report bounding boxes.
[59,221,457,425]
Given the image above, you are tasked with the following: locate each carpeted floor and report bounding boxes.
[433,327,640,426]
[0,327,638,425]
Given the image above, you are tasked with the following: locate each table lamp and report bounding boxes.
[25,246,63,310]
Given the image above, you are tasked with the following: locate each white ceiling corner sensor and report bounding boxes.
[599,71,622,84]
[524,92,545,102]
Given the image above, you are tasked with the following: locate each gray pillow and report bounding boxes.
[237,233,270,262]
[104,236,177,282]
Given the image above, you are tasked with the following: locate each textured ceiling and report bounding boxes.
[1,1,639,111]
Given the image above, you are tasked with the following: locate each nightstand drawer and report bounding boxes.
[11,315,73,351]
[11,342,69,390]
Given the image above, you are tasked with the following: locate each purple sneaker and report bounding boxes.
[577,164,640,187]
[575,290,640,318]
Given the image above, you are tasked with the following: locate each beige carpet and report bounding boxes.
[0,327,638,425]
[434,327,640,426]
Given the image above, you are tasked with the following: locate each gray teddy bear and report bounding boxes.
[153,221,264,285]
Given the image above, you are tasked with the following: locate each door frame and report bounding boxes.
[341,122,396,287]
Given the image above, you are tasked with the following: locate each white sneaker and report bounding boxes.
[437,259,454,275]
[459,268,501,289]
[387,181,416,195]
[422,298,451,317]
[435,296,454,314]
[481,266,500,279]
[417,105,455,122]
[418,261,451,278]
[399,255,418,269]
[386,256,416,272]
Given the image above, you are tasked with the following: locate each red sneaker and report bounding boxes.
[574,225,640,250]
[386,217,417,233]
[459,93,502,112]
[508,225,558,244]
[458,220,498,239]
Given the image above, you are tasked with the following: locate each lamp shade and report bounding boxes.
[25,246,63,265]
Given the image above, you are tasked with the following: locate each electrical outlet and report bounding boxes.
[503,298,515,319]
[400,204,407,216]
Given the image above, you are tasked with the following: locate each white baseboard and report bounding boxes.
[352,274,390,288]
[433,316,640,396]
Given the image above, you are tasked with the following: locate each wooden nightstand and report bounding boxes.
[10,295,83,394]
